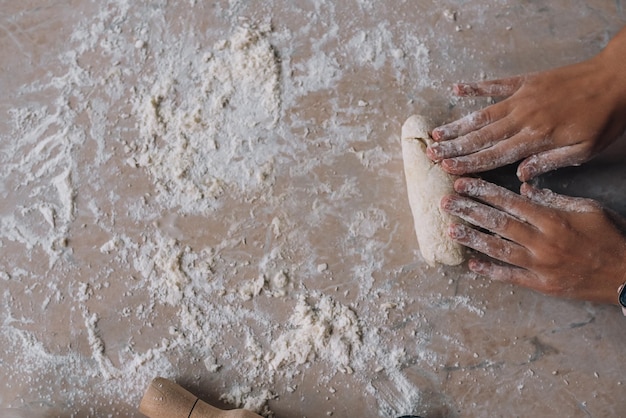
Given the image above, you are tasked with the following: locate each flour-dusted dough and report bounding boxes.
[401,115,464,266]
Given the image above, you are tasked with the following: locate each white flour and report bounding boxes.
[265,293,362,373]
[0,1,500,417]
[132,24,283,214]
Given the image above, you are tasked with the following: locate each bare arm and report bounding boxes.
[428,27,626,181]
[441,177,626,304]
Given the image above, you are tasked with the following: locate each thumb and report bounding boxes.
[520,183,600,213]
[516,144,589,181]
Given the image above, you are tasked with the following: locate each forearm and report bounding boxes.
[597,26,626,120]
[601,26,626,69]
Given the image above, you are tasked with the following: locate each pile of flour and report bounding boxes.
[131,24,282,214]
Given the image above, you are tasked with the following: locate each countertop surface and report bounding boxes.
[1,1,625,417]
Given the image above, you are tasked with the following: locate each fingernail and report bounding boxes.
[448,223,466,239]
[468,258,488,273]
[454,177,483,196]
[441,158,460,174]
[440,195,456,211]
[431,129,443,141]
[517,162,535,182]
[427,145,440,160]
[454,83,474,96]
[519,182,532,197]
[453,177,469,193]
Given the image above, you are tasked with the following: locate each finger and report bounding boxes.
[440,130,542,175]
[454,76,525,97]
[453,177,544,225]
[428,117,519,161]
[441,195,534,243]
[431,104,507,141]
[520,183,600,213]
[468,258,537,287]
[448,223,530,266]
[516,144,591,181]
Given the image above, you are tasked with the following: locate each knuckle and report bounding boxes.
[480,108,494,125]
[538,274,577,297]
[500,117,518,139]
[510,247,531,267]
[539,211,568,230]
[488,237,512,260]
[473,150,500,171]
[467,128,492,147]
[487,213,510,231]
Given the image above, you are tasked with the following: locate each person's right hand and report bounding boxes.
[427,27,626,181]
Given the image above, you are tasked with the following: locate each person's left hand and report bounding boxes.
[440,177,626,304]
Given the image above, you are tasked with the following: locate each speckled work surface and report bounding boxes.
[1,1,625,417]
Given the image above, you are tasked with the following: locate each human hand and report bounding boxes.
[441,177,626,304]
[427,28,626,181]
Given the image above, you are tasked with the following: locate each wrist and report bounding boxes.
[598,28,626,100]
[592,28,626,139]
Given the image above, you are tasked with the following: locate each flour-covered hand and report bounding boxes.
[441,177,626,304]
[428,27,626,181]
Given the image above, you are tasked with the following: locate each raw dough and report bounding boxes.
[401,115,464,266]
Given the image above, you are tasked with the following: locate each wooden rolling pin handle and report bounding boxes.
[139,377,263,418]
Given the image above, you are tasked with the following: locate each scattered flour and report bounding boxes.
[0,0,515,417]
[1,107,77,267]
[83,310,121,380]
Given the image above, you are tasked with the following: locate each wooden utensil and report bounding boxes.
[139,377,264,418]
